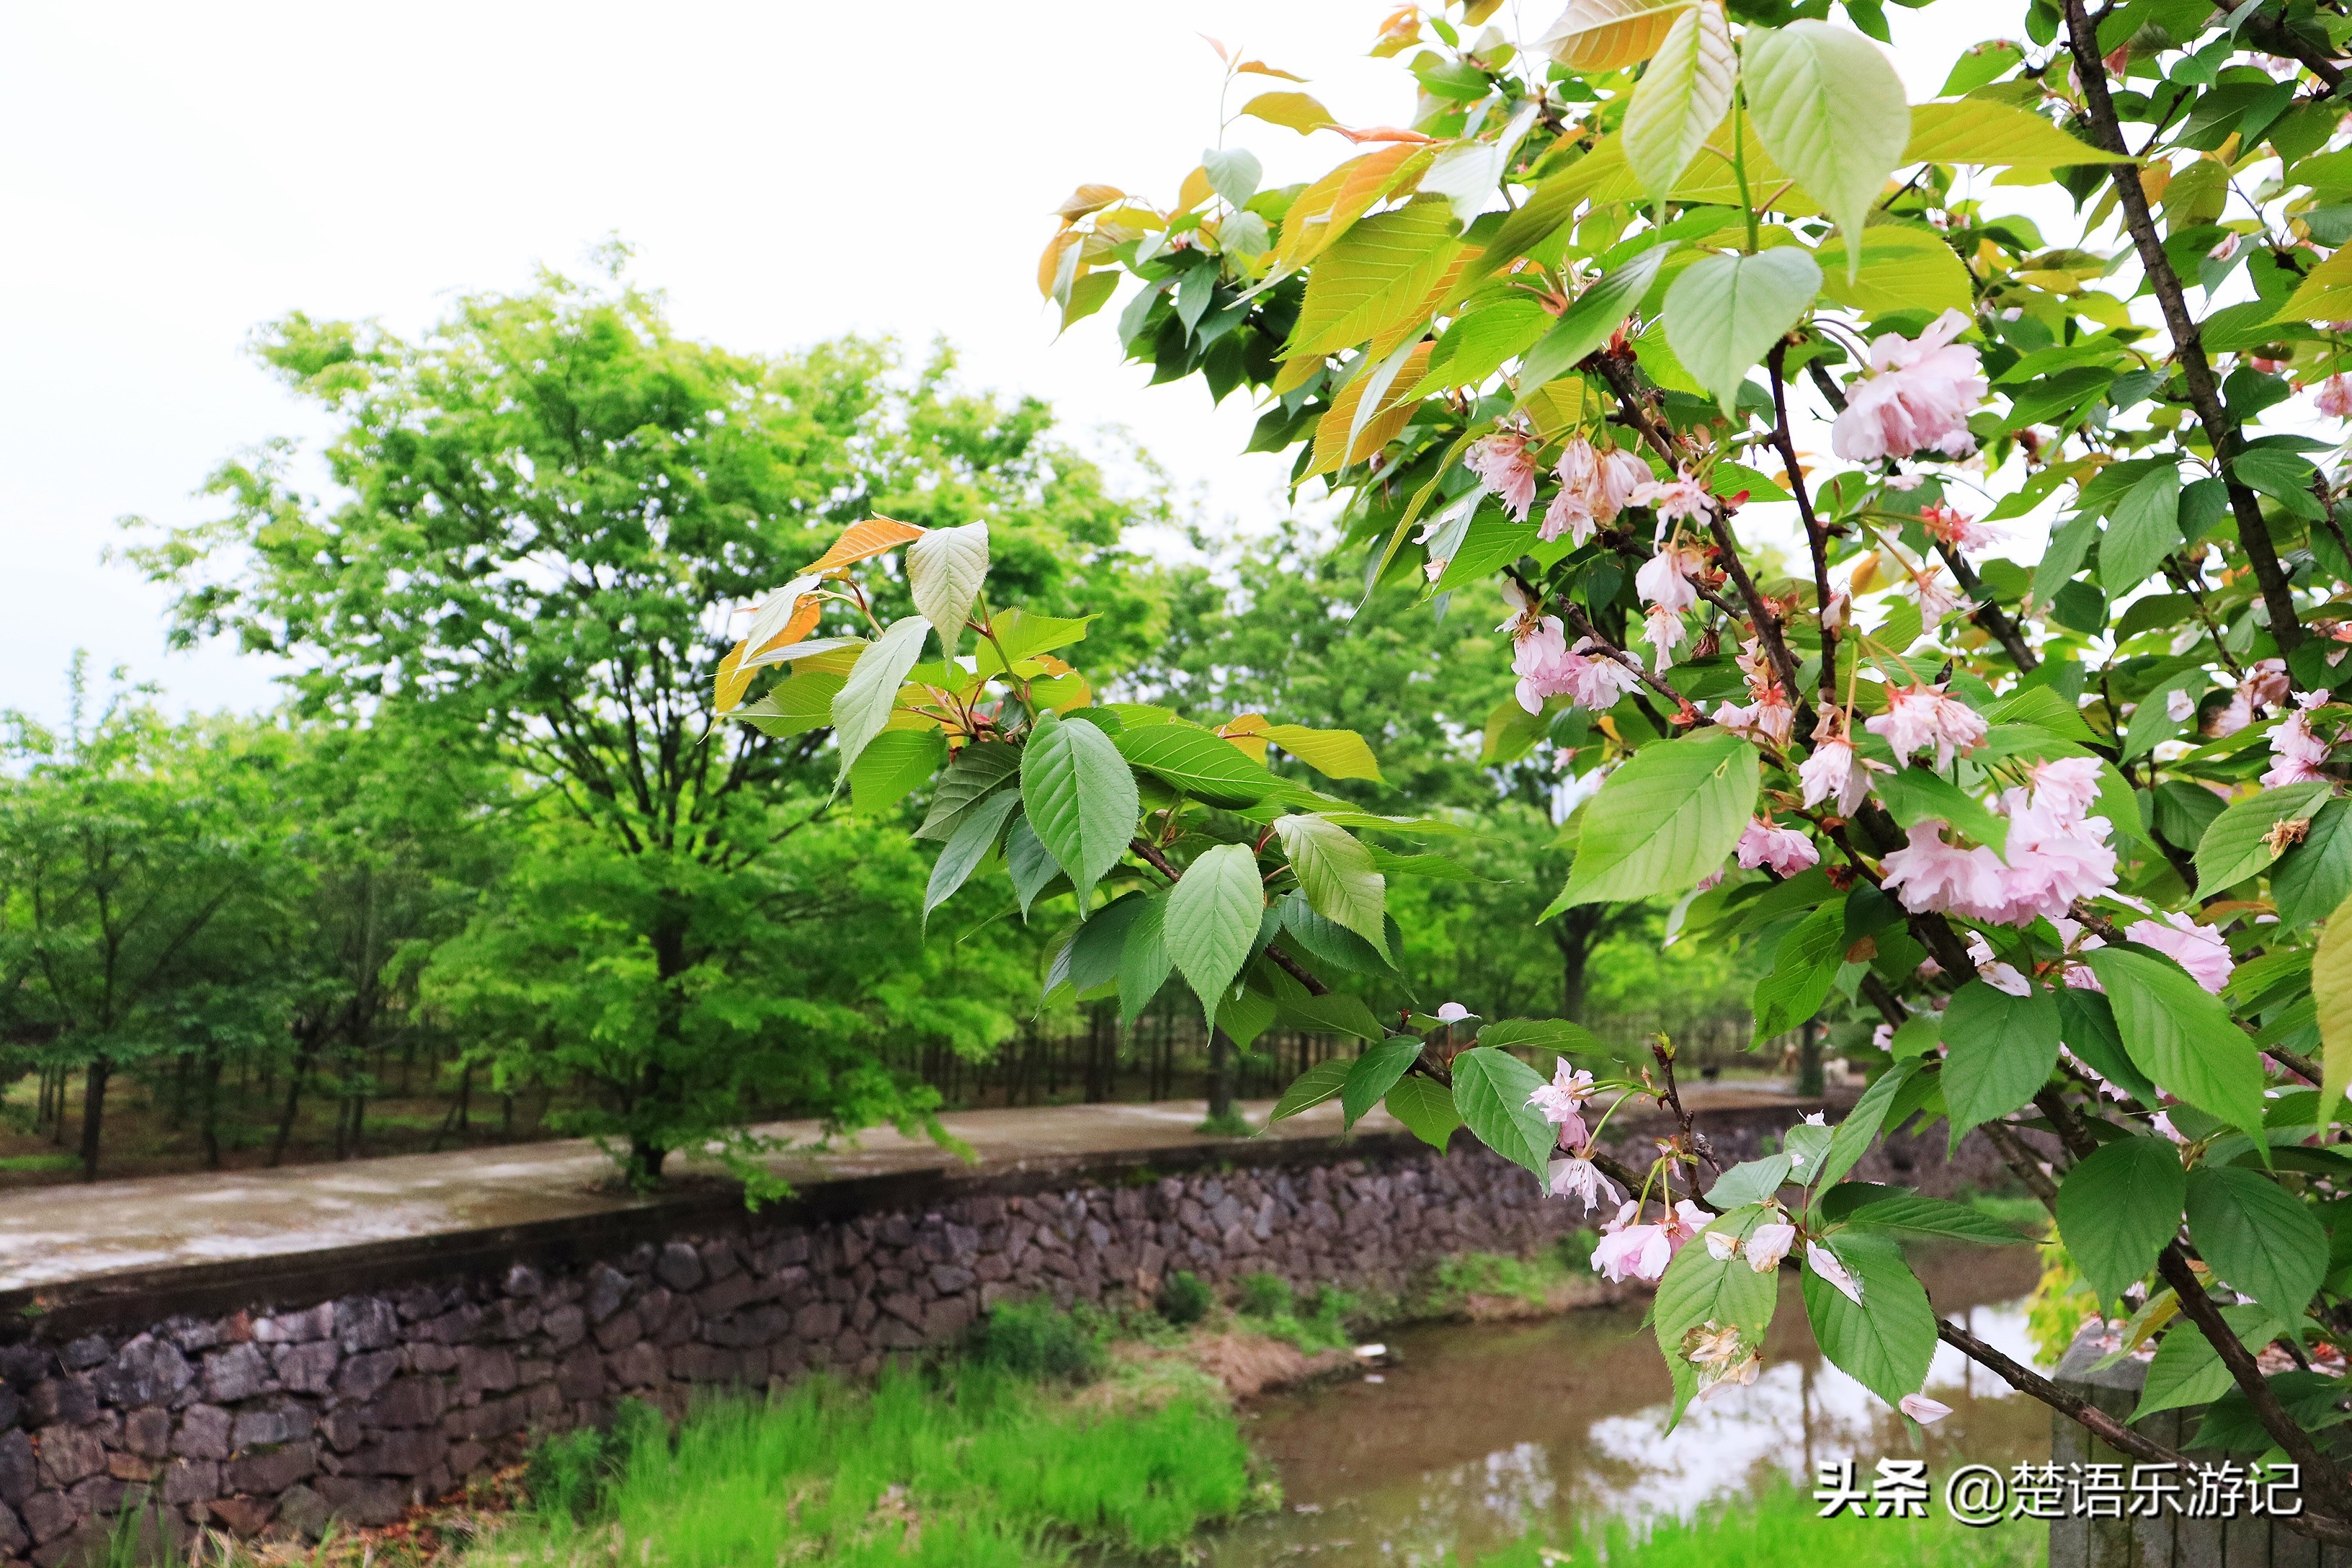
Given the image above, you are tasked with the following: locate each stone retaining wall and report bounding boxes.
[0,1108,2015,1566]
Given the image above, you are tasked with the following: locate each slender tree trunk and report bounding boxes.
[271,1041,316,1168]
[199,1047,224,1171]
[1549,907,1604,1022]
[1798,1020,1825,1098]
[1206,1029,1234,1123]
[77,1056,109,1182]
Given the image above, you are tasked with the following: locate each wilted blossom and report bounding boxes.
[1966,932,2031,997]
[2125,911,2235,994]
[1830,308,1989,463]
[1920,504,2001,554]
[1806,1241,1865,1306]
[1643,606,1690,674]
[2315,374,2352,419]
[2242,659,2291,711]
[1745,1221,1796,1273]
[2263,691,2332,787]
[1685,1321,1761,1399]
[2209,689,2255,739]
[1512,615,1643,713]
[1901,1394,1954,1425]
[2207,232,2242,262]
[1736,816,1819,878]
[1636,545,1705,615]
[2166,687,2199,723]
[1592,1200,1674,1283]
[1714,687,1795,748]
[1866,683,1990,769]
[1909,566,1965,623]
[1630,473,1713,530]
[1800,730,1889,816]
[1664,1199,1716,1252]
[1541,437,1653,545]
[1468,432,1539,521]
[1546,1155,1614,1213]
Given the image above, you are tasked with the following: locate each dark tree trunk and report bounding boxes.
[271,1040,318,1168]
[1798,1020,1825,1098]
[1206,1029,1234,1123]
[199,1047,225,1171]
[78,1056,109,1182]
[1549,906,1607,1021]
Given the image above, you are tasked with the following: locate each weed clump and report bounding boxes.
[1157,1269,1213,1326]
[964,1298,1106,1384]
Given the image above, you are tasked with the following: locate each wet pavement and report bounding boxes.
[0,1086,1816,1293]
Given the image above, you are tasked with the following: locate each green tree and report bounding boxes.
[133,258,1167,1185]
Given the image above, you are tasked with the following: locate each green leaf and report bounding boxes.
[1902,99,2134,168]
[1342,1036,1425,1129]
[2187,1164,2329,1317]
[1020,713,1141,909]
[1622,1,1736,206]
[1874,765,2010,858]
[1006,812,1062,919]
[1278,893,1398,977]
[923,790,1020,926]
[1114,724,1279,807]
[2087,947,2266,1134]
[904,521,989,646]
[1654,1206,1779,1427]
[2193,781,2334,892]
[1270,1059,1352,1121]
[1476,1018,1604,1054]
[1117,893,1172,1034]
[1516,246,1676,393]
[1750,900,1848,1043]
[1662,247,1824,416]
[735,671,845,739]
[849,728,949,817]
[1817,1060,1917,1193]
[2057,1135,2185,1305]
[1824,1184,2031,1244]
[1706,1155,1793,1208]
[981,607,1095,667]
[2314,883,2352,1127]
[1554,729,1759,909]
[2132,1307,2280,1422]
[831,615,932,782]
[1745,21,1912,261]
[1384,1075,1464,1149]
[1814,226,1974,316]
[2100,466,2183,592]
[1058,891,1149,997]
[1800,1231,1938,1409]
[1163,842,1266,1025]
[1941,981,2062,1138]
[1260,725,1384,782]
[2274,798,2352,927]
[1277,992,1389,1043]
[1450,1046,1556,1179]
[917,741,1023,842]
[1286,202,1463,360]
[1273,814,1389,955]
[2056,986,2157,1105]
[1215,985,1278,1051]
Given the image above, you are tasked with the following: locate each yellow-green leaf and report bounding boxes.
[1274,143,1435,273]
[1815,226,1974,316]
[1744,22,1911,263]
[2273,245,2352,326]
[1286,202,1464,360]
[1536,0,1699,71]
[2312,891,2352,1127]
[1903,99,2133,169]
[1240,91,1336,135]
[1262,724,1384,781]
[1623,1,1736,208]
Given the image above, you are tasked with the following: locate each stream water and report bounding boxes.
[1207,1244,2050,1567]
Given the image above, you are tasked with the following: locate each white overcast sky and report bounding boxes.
[1,2,1995,726]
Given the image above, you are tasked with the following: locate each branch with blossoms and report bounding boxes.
[1051,0,2352,1537]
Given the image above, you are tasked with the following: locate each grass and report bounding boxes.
[0,1152,79,1172]
[1460,1483,2045,1568]
[1420,1234,1601,1312]
[1230,1272,1361,1353]
[468,1362,1258,1567]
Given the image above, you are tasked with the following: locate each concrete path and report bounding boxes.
[0,1084,1807,1295]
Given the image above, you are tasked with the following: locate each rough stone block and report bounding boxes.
[592,1308,642,1355]
[0,1430,35,1507]
[654,1243,705,1293]
[172,1407,231,1463]
[334,1350,401,1404]
[342,1427,445,1479]
[316,1475,406,1528]
[360,1376,447,1430]
[158,1459,218,1508]
[223,1444,315,1497]
[274,1340,339,1395]
[336,1296,401,1353]
[33,1427,103,1489]
[540,1303,586,1351]
[457,1347,517,1396]
[252,1304,333,1345]
[201,1345,272,1404]
[19,1490,76,1547]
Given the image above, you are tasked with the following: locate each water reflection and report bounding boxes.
[1211,1244,2048,1568]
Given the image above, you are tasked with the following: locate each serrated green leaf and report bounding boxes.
[905,521,989,646]
[1745,21,1912,263]
[1342,1036,1424,1129]
[849,727,949,818]
[1286,202,1464,360]
[1662,247,1823,416]
[1824,1184,2030,1244]
[923,790,1020,926]
[1814,226,1974,316]
[1623,1,1736,206]
[1476,1018,1603,1055]
[1706,1155,1793,1208]
[1274,814,1388,954]
[2132,1306,2281,1422]
[1276,991,1389,1042]
[1115,724,1279,807]
[831,615,932,782]
[1818,1059,1918,1193]
[1164,842,1266,1025]
[1451,1046,1556,1178]
[1261,724,1385,782]
[1020,713,1141,909]
[2086,947,2266,1134]
[1384,1075,1464,1149]
[917,741,1023,842]
[1554,729,1758,909]
[1941,981,2061,1139]
[2315,883,2352,1128]
[1516,245,1676,394]
[1903,98,2134,168]
[2057,1135,2185,1305]
[1800,1231,1936,1409]
[2101,466,2183,593]
[2188,1164,2328,1318]
[1118,892,1172,1035]
[1270,1059,1352,1121]
[2275,798,2352,927]
[1006,812,1062,919]
[2193,781,2333,892]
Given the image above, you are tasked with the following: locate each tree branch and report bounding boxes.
[1768,345,1841,718]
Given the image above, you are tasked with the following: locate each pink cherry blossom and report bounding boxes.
[1736,816,1820,878]
[1865,683,1990,769]
[1635,545,1703,615]
[2165,687,2199,723]
[1830,308,1989,464]
[1630,473,1713,529]
[2126,912,2235,994]
[1909,566,1965,623]
[2263,693,2333,786]
[1541,436,1636,545]
[1805,1241,1865,1306]
[1592,1200,1673,1283]
[1546,1156,1613,1213]
[2316,374,2352,420]
[1468,432,1539,521]
[2207,233,2242,262]
[1714,689,1795,749]
[2031,757,2103,819]
[1435,1002,1473,1023]
[1987,788,2118,925]
[1745,1221,1796,1273]
[1513,616,1643,713]
[1527,1059,1597,1127]
[1665,1200,1716,1255]
[1920,504,2001,553]
[2242,659,2291,711]
[1881,821,2009,920]
[1599,448,1652,514]
[1642,607,1689,674]
[1900,1394,1954,1425]
[1799,733,1887,816]
[2209,690,2254,738]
